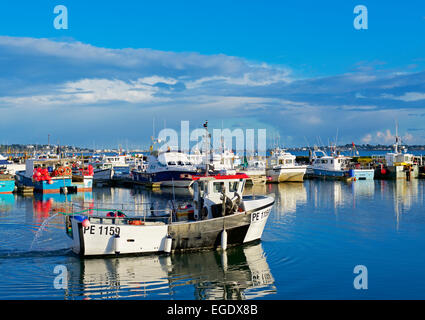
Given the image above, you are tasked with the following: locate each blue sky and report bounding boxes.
[1,1,425,148]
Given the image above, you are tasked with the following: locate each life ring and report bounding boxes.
[64,167,72,175]
[57,167,65,175]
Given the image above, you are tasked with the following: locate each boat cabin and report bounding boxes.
[385,152,414,167]
[267,148,297,168]
[192,174,248,220]
[148,150,196,172]
[310,150,351,172]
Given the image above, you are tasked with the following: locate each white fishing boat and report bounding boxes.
[0,154,25,176]
[90,154,130,183]
[376,128,419,180]
[266,148,307,182]
[91,162,114,183]
[188,148,239,175]
[65,173,275,256]
[188,127,239,175]
[238,159,267,185]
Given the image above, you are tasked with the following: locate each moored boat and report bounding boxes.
[266,148,307,182]
[15,158,74,193]
[307,149,351,180]
[131,149,198,188]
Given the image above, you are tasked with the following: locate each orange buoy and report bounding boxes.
[129,220,143,225]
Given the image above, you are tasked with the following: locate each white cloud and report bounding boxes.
[361,129,413,144]
[0,78,160,105]
[361,133,372,144]
[382,92,425,102]
[1,36,425,145]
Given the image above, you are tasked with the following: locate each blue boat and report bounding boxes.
[307,150,351,180]
[132,150,198,188]
[0,176,15,194]
[15,158,73,193]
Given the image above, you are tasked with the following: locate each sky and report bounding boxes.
[1,1,425,149]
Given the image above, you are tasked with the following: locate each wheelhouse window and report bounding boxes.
[213,182,224,193]
[229,181,239,192]
[167,161,176,166]
[285,159,292,164]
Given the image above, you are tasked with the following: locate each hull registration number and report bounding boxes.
[83,225,121,236]
[251,208,271,222]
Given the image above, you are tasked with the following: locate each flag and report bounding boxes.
[203,120,208,128]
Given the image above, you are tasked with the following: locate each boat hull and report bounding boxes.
[132,170,198,188]
[16,172,72,193]
[0,178,15,194]
[311,168,349,180]
[349,169,375,180]
[374,165,419,180]
[93,168,113,182]
[266,167,306,182]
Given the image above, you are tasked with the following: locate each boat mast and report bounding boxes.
[203,120,210,176]
[394,121,399,154]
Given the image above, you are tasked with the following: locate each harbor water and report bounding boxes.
[0,180,424,299]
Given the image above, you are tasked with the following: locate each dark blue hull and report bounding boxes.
[132,170,197,187]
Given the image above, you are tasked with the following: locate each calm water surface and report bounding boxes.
[0,179,424,300]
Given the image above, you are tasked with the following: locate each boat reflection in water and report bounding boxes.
[271,183,307,216]
[0,194,15,213]
[390,178,420,230]
[243,183,307,219]
[65,243,275,300]
[32,192,93,218]
[351,180,375,198]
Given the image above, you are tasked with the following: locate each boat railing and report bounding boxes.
[62,207,172,225]
[60,202,179,225]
